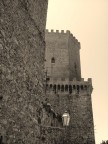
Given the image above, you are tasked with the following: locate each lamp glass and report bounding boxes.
[62,111,70,126]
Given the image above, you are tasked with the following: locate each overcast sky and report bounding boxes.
[46,0,108,143]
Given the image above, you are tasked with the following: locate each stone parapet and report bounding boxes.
[45,78,93,95]
[46,77,92,84]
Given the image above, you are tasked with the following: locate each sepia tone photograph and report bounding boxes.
[0,0,108,144]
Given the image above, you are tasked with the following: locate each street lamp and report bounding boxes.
[62,111,70,144]
[62,111,70,126]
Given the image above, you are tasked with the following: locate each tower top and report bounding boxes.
[45,29,80,46]
[46,29,71,34]
[45,29,81,81]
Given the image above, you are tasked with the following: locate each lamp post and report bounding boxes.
[62,111,70,144]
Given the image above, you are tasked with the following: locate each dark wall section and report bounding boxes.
[0,0,48,143]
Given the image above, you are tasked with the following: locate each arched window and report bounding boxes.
[84,85,87,90]
[81,85,84,90]
[73,85,76,89]
[77,85,79,90]
[69,85,72,94]
[53,85,56,91]
[58,85,60,91]
[50,84,52,89]
[61,85,64,92]
[51,57,55,63]
[77,85,79,93]
[65,85,68,91]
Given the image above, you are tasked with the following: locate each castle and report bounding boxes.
[45,29,95,143]
[0,0,95,143]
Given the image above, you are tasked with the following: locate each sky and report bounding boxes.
[46,0,108,143]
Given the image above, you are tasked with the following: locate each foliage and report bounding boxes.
[101,140,108,144]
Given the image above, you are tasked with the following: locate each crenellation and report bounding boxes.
[78,41,81,47]
[81,78,84,81]
[74,37,78,44]
[46,82,91,95]
[46,78,92,95]
[69,33,80,46]
[75,38,78,43]
[45,29,75,36]
[56,30,59,33]
[45,29,80,47]
[46,77,91,85]
[88,78,92,83]
[61,30,64,33]
[51,29,54,32]
[70,33,73,37]
[66,30,70,34]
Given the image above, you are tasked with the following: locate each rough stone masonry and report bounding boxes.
[0,0,48,143]
[45,29,95,144]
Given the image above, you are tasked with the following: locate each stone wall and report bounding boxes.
[39,126,64,144]
[0,0,49,143]
[68,34,81,80]
[45,78,95,144]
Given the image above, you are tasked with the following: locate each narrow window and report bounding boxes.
[85,85,87,90]
[65,85,68,91]
[53,85,56,91]
[50,84,52,89]
[58,85,60,91]
[51,57,55,63]
[0,96,3,100]
[77,85,79,90]
[77,85,79,93]
[73,85,76,89]
[46,77,50,81]
[61,85,64,92]
[69,85,72,94]
[81,85,84,90]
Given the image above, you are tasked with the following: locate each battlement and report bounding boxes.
[46,77,92,84]
[46,29,71,34]
[45,78,92,95]
[45,29,80,45]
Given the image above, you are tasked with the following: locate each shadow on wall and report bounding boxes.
[0,136,5,144]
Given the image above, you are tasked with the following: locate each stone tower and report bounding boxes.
[45,29,81,81]
[45,29,95,144]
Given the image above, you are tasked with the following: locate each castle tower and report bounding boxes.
[45,29,81,81]
[45,30,95,144]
